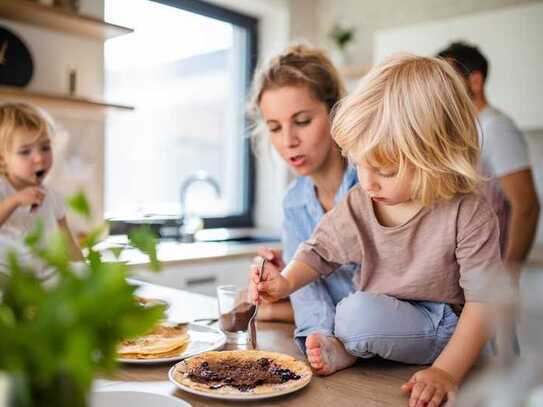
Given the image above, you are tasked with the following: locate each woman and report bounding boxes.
[249,44,358,351]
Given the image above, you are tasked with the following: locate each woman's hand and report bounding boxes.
[249,257,291,305]
[401,366,458,407]
[257,247,286,271]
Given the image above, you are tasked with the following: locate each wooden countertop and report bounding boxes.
[99,280,419,406]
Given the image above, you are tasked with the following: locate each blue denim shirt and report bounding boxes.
[281,165,358,263]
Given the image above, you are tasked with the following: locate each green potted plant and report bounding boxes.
[328,22,356,67]
[0,193,163,407]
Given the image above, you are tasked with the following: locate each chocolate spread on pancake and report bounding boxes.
[219,302,255,332]
[188,357,301,392]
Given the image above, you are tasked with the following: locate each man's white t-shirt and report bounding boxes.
[478,105,530,251]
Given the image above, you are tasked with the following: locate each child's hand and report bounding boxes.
[249,258,291,305]
[257,247,285,271]
[401,366,458,407]
[15,187,45,209]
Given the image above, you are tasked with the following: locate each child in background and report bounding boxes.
[250,55,503,407]
[0,103,82,263]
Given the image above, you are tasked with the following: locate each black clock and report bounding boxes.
[0,25,34,87]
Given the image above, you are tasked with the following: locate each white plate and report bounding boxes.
[90,390,191,407]
[168,360,312,401]
[118,323,226,364]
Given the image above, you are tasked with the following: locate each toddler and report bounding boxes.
[250,55,504,407]
[0,103,82,268]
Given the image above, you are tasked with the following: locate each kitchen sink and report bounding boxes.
[193,228,280,244]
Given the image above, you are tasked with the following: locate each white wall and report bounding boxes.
[374,3,543,244]
[374,2,543,130]
[289,0,320,46]
[525,130,543,244]
[316,0,541,66]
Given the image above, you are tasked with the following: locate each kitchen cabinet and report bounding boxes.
[128,255,255,297]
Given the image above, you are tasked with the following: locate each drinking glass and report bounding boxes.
[216,285,255,345]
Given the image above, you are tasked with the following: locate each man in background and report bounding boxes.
[438,41,540,263]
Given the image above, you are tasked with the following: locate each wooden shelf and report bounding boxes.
[0,0,133,40]
[0,86,134,113]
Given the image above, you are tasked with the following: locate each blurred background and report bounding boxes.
[0,0,541,245]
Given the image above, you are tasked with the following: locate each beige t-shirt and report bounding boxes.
[293,185,503,305]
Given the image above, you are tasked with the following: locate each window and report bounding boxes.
[104,0,257,230]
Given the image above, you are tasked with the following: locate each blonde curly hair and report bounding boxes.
[332,54,482,206]
[0,103,52,176]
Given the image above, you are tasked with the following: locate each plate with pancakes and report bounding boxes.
[118,322,226,364]
[134,295,170,309]
[169,350,312,400]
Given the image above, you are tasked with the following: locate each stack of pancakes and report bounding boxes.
[119,323,190,359]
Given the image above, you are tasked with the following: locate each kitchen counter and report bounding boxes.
[99,280,420,406]
[97,234,282,266]
[96,234,282,296]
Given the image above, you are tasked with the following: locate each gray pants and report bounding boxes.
[335,292,459,365]
[291,268,459,365]
[290,264,357,351]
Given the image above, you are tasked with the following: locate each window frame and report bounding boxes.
[108,0,258,234]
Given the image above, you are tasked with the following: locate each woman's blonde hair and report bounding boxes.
[332,53,481,206]
[0,103,52,175]
[248,44,346,144]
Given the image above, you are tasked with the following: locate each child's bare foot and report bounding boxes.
[305,333,357,376]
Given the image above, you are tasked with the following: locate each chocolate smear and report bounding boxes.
[188,358,301,392]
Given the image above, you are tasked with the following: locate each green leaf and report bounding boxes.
[109,247,123,259]
[81,224,108,249]
[128,227,161,272]
[0,191,165,403]
[24,220,44,249]
[67,192,91,220]
[42,231,71,273]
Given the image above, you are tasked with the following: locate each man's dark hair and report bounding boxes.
[436,41,488,81]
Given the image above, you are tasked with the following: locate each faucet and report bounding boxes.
[178,171,221,241]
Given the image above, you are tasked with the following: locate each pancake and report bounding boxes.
[172,350,312,396]
[134,295,169,309]
[120,341,190,360]
[119,323,189,359]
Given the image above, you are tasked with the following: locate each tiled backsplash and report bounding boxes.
[46,113,105,236]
